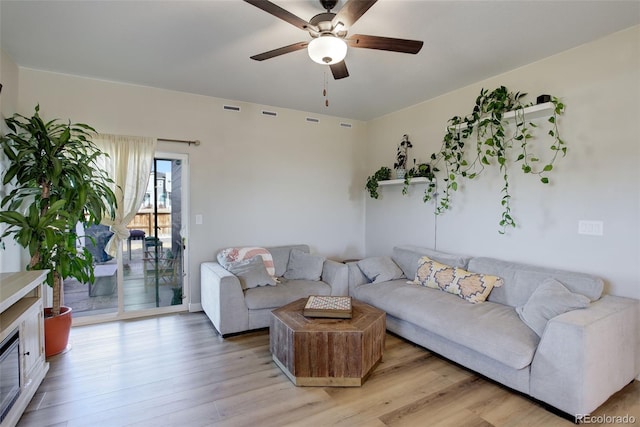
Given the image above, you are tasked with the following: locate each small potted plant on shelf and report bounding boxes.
[402,160,433,195]
[393,134,413,179]
[0,105,117,356]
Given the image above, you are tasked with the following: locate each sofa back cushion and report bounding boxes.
[357,256,405,284]
[468,257,604,308]
[283,248,325,281]
[392,245,471,280]
[265,245,310,277]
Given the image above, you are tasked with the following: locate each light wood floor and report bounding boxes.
[17,312,639,427]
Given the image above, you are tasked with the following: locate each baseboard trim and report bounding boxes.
[189,302,203,312]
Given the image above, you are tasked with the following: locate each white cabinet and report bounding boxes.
[20,300,45,388]
[0,271,50,427]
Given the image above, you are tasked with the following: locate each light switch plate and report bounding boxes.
[578,220,603,236]
[195,214,203,225]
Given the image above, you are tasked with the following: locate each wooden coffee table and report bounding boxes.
[270,298,386,387]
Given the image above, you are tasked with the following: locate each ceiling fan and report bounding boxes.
[244,0,424,79]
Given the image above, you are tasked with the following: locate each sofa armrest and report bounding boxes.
[530,295,639,417]
[321,259,349,296]
[200,262,249,336]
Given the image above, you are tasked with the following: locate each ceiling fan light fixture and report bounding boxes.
[308,35,347,65]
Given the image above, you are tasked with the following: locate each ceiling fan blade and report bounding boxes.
[332,0,377,29]
[250,42,309,61]
[347,34,423,54]
[244,0,314,31]
[330,61,349,80]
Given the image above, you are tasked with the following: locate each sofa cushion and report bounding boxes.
[468,257,604,307]
[227,256,276,290]
[392,246,471,280]
[347,262,370,296]
[357,256,405,284]
[284,249,325,281]
[218,247,275,277]
[266,245,310,277]
[413,257,503,303]
[516,278,590,337]
[244,279,331,310]
[353,280,539,370]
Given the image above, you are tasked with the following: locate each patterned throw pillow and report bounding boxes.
[217,247,275,277]
[412,256,504,303]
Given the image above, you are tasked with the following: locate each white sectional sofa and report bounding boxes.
[347,245,639,418]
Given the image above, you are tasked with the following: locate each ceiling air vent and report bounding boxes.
[223,105,241,112]
[340,122,352,128]
[306,117,320,123]
[262,110,278,117]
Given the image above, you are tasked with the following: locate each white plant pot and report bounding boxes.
[396,169,406,179]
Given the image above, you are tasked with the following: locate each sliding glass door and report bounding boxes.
[123,156,186,311]
[65,152,188,322]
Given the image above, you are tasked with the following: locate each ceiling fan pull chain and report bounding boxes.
[324,71,329,107]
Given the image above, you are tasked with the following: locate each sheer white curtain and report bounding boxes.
[93,134,157,256]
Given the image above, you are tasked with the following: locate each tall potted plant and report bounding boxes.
[0,105,117,356]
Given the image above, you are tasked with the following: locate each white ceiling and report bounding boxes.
[1,0,638,121]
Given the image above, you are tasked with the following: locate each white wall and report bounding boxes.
[5,25,639,303]
[0,49,24,273]
[364,26,640,299]
[15,69,367,305]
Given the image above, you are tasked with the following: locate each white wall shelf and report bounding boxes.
[447,102,554,131]
[378,177,430,186]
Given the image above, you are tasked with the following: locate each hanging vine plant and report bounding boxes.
[402,160,433,195]
[365,166,392,199]
[424,86,566,233]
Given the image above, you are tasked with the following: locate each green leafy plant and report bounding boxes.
[424,86,566,233]
[365,166,392,199]
[0,105,117,316]
[393,134,413,171]
[402,161,433,195]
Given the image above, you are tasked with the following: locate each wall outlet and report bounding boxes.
[578,220,603,236]
[195,214,203,225]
